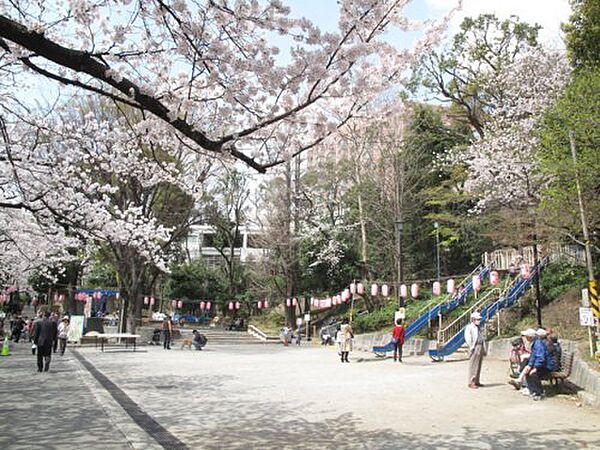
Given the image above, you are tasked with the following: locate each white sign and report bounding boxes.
[582,289,590,307]
[68,315,85,342]
[579,307,595,327]
[296,318,303,327]
[304,314,311,322]
[394,308,406,322]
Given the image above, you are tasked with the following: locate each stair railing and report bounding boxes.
[436,288,501,347]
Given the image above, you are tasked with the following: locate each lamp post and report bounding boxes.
[395,219,404,307]
[434,221,441,281]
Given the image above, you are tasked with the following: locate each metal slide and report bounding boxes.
[372,264,492,357]
[428,261,544,361]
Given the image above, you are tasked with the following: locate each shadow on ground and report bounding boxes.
[0,345,131,450]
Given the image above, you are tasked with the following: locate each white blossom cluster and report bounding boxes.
[448,48,571,211]
[0,0,456,170]
[1,103,210,284]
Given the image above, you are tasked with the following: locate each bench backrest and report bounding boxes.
[560,351,574,376]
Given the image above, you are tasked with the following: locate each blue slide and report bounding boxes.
[373,265,491,356]
[428,263,542,360]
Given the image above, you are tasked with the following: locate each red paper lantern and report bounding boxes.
[371,284,378,296]
[447,279,455,294]
[490,271,499,286]
[433,281,441,296]
[228,302,234,310]
[411,283,419,298]
[200,301,206,310]
[357,283,364,295]
[381,284,389,297]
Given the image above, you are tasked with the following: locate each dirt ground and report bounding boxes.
[71,344,600,449]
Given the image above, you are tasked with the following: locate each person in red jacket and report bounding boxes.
[392,319,406,363]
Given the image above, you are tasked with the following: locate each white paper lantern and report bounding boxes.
[357,283,364,295]
[400,284,407,298]
[144,296,149,305]
[490,271,500,286]
[447,279,455,294]
[432,281,441,296]
[411,283,419,298]
[371,284,378,296]
[472,275,481,292]
[381,284,389,297]
[350,283,357,294]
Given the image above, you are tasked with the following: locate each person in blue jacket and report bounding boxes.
[524,328,556,400]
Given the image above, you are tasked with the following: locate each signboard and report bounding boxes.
[304,314,311,322]
[582,288,590,307]
[68,315,85,343]
[579,307,595,327]
[394,308,406,322]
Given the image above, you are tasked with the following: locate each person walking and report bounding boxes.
[464,312,485,389]
[392,319,406,363]
[32,310,58,372]
[50,312,60,353]
[162,315,173,350]
[339,319,353,363]
[57,317,70,355]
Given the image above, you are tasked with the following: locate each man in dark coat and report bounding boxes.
[32,311,58,372]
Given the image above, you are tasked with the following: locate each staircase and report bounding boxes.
[404,263,492,340]
[428,259,545,361]
[179,327,274,345]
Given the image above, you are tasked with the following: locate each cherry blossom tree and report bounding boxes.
[0,0,456,172]
[1,100,211,329]
[448,49,571,211]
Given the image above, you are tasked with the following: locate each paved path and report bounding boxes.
[2,341,600,449]
[0,341,133,450]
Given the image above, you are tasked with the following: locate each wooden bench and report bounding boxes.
[548,351,574,385]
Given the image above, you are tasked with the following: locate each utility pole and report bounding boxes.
[569,130,598,353]
[396,219,404,308]
[434,222,441,281]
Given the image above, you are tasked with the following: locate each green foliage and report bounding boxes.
[538,67,600,242]
[414,14,540,136]
[563,0,600,69]
[165,259,225,301]
[540,261,588,302]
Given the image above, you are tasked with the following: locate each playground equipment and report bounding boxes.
[428,259,545,361]
[372,263,492,357]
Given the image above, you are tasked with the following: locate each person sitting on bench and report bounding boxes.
[192,330,207,350]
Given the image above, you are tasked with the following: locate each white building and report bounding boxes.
[184,225,268,268]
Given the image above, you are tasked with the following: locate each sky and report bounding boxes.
[285,0,572,48]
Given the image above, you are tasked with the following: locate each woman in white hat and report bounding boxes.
[464,311,485,389]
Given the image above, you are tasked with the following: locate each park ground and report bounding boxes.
[1,341,600,450]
